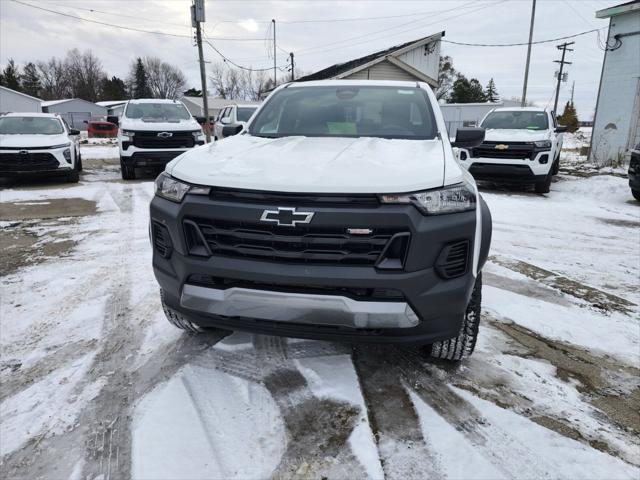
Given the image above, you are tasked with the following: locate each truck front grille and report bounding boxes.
[185,217,408,266]
[0,152,59,172]
[472,142,534,160]
[132,131,195,149]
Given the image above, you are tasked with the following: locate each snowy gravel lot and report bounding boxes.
[1,141,639,480]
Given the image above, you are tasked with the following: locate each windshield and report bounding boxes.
[237,107,257,122]
[125,102,191,121]
[249,86,437,139]
[0,116,64,135]
[481,111,549,130]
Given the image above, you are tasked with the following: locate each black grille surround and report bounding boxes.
[0,152,60,172]
[184,217,409,267]
[472,141,535,160]
[209,187,380,207]
[132,130,195,149]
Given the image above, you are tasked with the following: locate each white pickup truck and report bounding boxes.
[459,107,566,194]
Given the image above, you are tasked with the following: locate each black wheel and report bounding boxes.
[66,169,80,183]
[160,289,228,334]
[429,273,482,361]
[120,158,136,180]
[76,152,83,172]
[534,174,551,194]
[633,189,640,202]
[552,156,560,175]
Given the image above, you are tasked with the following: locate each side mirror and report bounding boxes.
[451,127,485,149]
[555,125,568,133]
[222,124,243,137]
[220,116,231,125]
[69,128,81,135]
[83,120,89,124]
[194,116,206,124]
[106,115,119,125]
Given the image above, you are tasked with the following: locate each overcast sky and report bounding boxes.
[0,0,622,118]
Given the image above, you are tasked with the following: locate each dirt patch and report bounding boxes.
[0,198,97,221]
[530,416,616,456]
[596,217,640,229]
[490,256,636,314]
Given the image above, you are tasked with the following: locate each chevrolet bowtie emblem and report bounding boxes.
[494,144,509,150]
[260,207,314,227]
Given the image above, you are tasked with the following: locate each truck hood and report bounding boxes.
[168,134,446,193]
[483,129,550,142]
[119,118,201,131]
[0,133,70,149]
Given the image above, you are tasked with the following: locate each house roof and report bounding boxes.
[41,98,105,108]
[0,85,42,102]
[182,96,234,110]
[296,31,444,85]
[596,0,640,18]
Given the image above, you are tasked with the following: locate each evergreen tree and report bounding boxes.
[183,87,202,97]
[485,78,499,103]
[101,76,127,100]
[558,101,579,133]
[21,62,42,97]
[448,76,487,103]
[0,59,22,91]
[133,58,152,99]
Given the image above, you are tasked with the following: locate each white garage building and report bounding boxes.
[0,86,42,113]
[41,98,107,130]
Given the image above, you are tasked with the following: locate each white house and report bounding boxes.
[297,32,444,86]
[41,99,107,130]
[590,0,640,165]
[0,86,42,113]
[96,100,128,118]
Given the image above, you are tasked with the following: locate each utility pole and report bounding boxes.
[192,0,210,142]
[521,0,537,107]
[272,19,277,87]
[553,41,574,114]
[289,52,295,82]
[570,80,575,104]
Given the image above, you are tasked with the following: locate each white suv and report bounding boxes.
[115,99,205,180]
[0,113,81,182]
[460,107,566,193]
[213,103,259,140]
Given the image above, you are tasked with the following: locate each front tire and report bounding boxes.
[534,174,551,194]
[120,157,136,180]
[429,273,482,361]
[632,189,640,201]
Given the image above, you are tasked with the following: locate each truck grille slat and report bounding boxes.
[0,152,59,172]
[187,217,407,266]
[132,131,195,149]
[472,142,535,160]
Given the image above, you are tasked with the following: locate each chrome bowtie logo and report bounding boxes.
[157,132,173,138]
[260,207,314,227]
[494,144,509,150]
[18,150,29,154]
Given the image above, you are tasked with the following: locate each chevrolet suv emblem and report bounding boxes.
[260,207,314,227]
[495,144,509,150]
[157,132,173,138]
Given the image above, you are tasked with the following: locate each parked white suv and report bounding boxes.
[459,107,566,193]
[114,99,205,180]
[151,80,492,361]
[213,103,259,140]
[0,112,81,182]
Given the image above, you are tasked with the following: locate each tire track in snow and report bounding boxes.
[352,345,444,479]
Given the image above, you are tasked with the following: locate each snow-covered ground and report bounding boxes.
[1,143,638,479]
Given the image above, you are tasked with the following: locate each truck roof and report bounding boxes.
[492,107,548,112]
[289,79,425,88]
[1,112,60,118]
[126,98,184,104]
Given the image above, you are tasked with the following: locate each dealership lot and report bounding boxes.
[0,141,638,479]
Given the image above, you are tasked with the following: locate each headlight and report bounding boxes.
[48,143,71,149]
[534,140,552,149]
[63,148,71,161]
[121,130,135,141]
[380,181,476,215]
[154,172,210,202]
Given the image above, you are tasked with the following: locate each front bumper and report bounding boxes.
[465,162,549,183]
[150,193,492,344]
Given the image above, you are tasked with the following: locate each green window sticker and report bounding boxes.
[327,122,357,135]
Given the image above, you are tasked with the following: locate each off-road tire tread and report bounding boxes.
[120,158,136,180]
[429,273,482,361]
[632,189,640,202]
[160,289,205,334]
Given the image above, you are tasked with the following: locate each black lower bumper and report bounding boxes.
[122,151,185,168]
[468,162,547,183]
[150,194,492,344]
[0,167,72,177]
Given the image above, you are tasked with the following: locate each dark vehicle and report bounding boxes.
[629,143,640,201]
[150,80,491,361]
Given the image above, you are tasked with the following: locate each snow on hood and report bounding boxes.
[167,134,447,193]
[483,129,551,142]
[0,133,70,149]
[119,118,201,131]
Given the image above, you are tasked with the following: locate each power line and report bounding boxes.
[441,28,606,47]
[10,0,264,41]
[49,2,189,28]
[203,35,286,72]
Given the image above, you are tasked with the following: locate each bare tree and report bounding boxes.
[142,57,186,99]
[210,63,284,100]
[37,57,71,100]
[65,49,105,102]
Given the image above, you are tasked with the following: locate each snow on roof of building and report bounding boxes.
[0,85,42,102]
